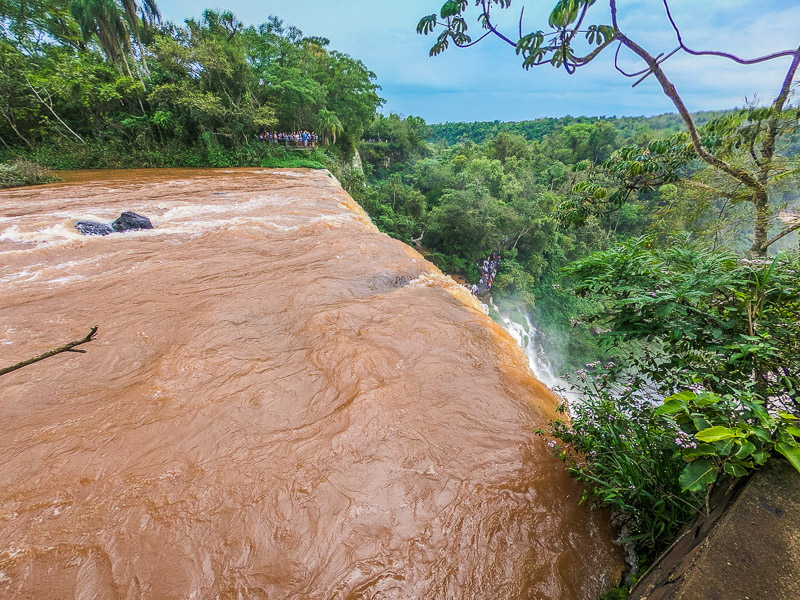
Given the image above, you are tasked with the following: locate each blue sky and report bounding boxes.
[160,1,800,124]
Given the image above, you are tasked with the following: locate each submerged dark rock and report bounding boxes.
[76,211,153,236]
[76,221,114,236]
[112,211,153,232]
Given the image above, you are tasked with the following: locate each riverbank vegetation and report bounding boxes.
[0,158,60,188]
[346,107,800,579]
[406,0,800,582]
[0,1,381,170]
[352,115,799,568]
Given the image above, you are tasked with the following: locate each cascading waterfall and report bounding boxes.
[493,301,563,391]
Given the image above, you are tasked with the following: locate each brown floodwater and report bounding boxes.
[0,168,622,599]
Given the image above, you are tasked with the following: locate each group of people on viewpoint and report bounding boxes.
[258,130,319,146]
[470,251,502,296]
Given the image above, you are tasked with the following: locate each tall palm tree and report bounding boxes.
[120,0,160,26]
[315,109,343,146]
[70,0,160,78]
[119,0,160,74]
[71,0,130,67]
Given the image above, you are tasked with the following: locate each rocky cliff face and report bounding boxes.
[632,459,800,600]
[0,168,622,598]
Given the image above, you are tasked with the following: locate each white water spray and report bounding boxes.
[492,301,563,391]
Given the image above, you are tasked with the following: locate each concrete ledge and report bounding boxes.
[632,459,800,600]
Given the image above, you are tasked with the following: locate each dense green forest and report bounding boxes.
[352,120,800,587]
[409,0,800,581]
[351,108,800,579]
[427,111,730,146]
[0,0,381,170]
[3,0,800,585]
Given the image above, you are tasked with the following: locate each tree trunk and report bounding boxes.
[120,49,136,81]
[136,36,150,76]
[0,109,32,147]
[27,79,85,143]
[751,188,770,256]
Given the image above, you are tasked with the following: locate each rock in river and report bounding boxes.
[75,220,114,236]
[76,211,153,236]
[111,211,153,232]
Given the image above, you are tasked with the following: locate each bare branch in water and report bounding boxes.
[0,326,99,377]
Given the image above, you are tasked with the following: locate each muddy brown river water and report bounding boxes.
[0,168,622,599]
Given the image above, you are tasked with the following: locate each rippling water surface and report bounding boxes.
[0,168,621,599]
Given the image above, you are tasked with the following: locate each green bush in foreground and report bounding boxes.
[657,389,800,495]
[0,159,60,189]
[539,238,800,568]
[542,375,701,563]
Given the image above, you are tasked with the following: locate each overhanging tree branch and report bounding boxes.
[680,180,744,201]
[0,108,33,148]
[761,220,800,251]
[419,0,800,254]
[614,42,650,77]
[759,42,800,182]
[479,0,517,48]
[662,0,798,65]
[608,1,763,194]
[454,30,493,48]
[26,76,85,143]
[574,35,617,65]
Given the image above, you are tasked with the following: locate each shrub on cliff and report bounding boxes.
[540,238,800,567]
[0,159,60,189]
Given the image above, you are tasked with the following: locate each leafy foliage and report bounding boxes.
[0,158,60,188]
[354,114,794,376]
[418,0,615,73]
[565,238,800,401]
[561,109,800,250]
[0,4,382,167]
[541,382,701,561]
[417,1,800,256]
[536,239,800,564]
[655,389,800,493]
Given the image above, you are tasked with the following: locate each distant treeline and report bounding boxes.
[427,111,733,145]
[347,106,799,374]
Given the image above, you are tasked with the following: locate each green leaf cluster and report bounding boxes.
[656,390,800,493]
[565,238,800,401]
[542,389,701,563]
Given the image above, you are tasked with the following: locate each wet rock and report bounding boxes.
[111,211,153,232]
[76,221,114,236]
[75,212,153,236]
